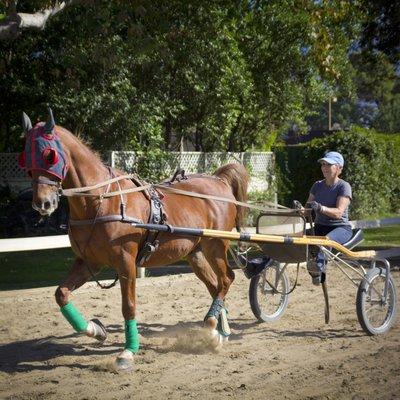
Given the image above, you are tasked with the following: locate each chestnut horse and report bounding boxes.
[19,109,249,370]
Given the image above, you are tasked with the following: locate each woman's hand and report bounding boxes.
[306,201,323,212]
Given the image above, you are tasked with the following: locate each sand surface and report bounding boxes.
[0,265,399,400]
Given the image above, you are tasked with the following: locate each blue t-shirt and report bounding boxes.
[310,179,352,226]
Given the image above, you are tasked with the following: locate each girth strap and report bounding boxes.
[135,188,166,267]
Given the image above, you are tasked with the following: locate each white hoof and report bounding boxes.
[115,349,134,372]
[210,329,224,349]
[86,319,107,342]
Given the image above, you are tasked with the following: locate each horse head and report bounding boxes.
[19,108,68,216]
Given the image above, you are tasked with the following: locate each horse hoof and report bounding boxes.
[115,350,134,372]
[87,319,107,342]
[210,329,224,349]
[204,316,218,330]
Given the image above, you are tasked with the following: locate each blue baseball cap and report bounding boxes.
[318,151,344,167]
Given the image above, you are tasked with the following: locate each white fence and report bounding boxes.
[0,151,275,194]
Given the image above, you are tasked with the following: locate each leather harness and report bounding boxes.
[68,168,182,268]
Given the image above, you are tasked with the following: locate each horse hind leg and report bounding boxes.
[55,258,107,342]
[187,245,218,298]
[199,239,234,343]
[201,238,235,300]
[186,245,229,347]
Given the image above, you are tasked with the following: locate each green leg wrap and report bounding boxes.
[60,302,88,333]
[125,319,140,353]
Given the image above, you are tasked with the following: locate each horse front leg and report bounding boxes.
[114,253,139,371]
[55,258,107,342]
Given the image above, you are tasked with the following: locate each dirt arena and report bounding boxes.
[0,265,399,400]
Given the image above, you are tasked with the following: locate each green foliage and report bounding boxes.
[275,127,399,218]
[1,0,359,153]
[3,1,397,157]
[372,131,400,212]
[359,0,400,63]
[306,47,399,132]
[260,130,280,151]
[373,94,400,133]
[134,150,175,182]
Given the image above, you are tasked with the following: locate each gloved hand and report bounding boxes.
[306,201,322,212]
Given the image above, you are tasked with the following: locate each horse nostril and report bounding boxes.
[43,201,51,210]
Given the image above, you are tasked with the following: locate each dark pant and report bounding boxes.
[309,224,353,273]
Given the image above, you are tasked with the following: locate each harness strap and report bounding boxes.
[32,177,61,187]
[61,183,153,198]
[61,174,137,195]
[60,174,289,212]
[69,214,143,226]
[153,184,288,211]
[136,188,166,267]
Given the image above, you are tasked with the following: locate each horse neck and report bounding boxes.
[59,128,112,219]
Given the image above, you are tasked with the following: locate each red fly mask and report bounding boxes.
[19,109,68,183]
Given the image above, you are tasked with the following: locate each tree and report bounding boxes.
[0,0,366,153]
[0,1,75,41]
[359,0,400,64]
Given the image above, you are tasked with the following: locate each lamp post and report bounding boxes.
[328,96,337,130]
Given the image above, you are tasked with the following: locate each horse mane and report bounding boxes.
[213,163,249,228]
[56,126,103,164]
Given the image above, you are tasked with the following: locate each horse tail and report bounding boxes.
[213,163,249,229]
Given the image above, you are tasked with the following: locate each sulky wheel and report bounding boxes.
[249,261,289,322]
[356,267,397,335]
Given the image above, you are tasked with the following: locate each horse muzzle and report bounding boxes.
[32,192,59,216]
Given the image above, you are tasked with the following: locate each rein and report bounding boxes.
[59,174,288,213]
[61,174,139,196]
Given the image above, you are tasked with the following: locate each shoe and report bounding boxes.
[307,260,321,285]
[311,274,321,285]
[311,272,326,286]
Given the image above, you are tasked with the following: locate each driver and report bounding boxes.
[305,151,353,285]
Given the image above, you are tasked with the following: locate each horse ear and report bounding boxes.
[22,112,32,133]
[44,108,55,133]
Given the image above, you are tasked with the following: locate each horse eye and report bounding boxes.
[42,148,59,165]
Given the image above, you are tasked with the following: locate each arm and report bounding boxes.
[306,193,315,204]
[320,196,350,219]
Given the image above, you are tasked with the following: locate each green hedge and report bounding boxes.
[274,127,400,219]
